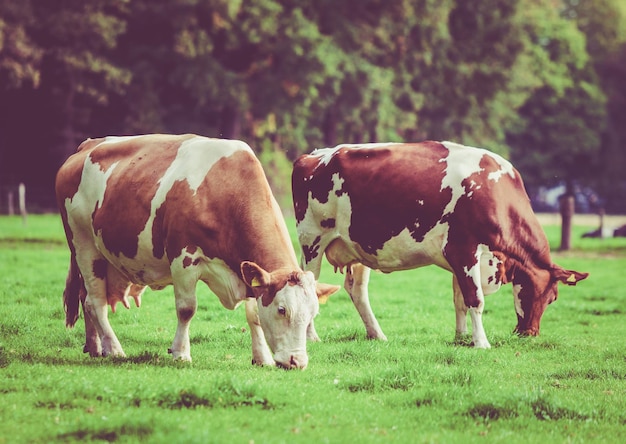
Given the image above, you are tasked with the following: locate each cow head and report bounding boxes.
[513,265,588,336]
[241,261,339,369]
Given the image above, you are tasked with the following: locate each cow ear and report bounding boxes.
[241,261,271,289]
[552,266,589,286]
[315,282,340,304]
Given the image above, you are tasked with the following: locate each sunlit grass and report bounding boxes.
[1,214,625,443]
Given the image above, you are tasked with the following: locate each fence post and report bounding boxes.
[7,190,15,215]
[19,183,27,225]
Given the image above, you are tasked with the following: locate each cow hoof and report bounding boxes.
[102,350,126,358]
[471,340,491,349]
[367,332,388,341]
[168,349,192,362]
[252,358,275,367]
[307,333,321,342]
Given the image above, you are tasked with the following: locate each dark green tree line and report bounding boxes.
[1,0,625,214]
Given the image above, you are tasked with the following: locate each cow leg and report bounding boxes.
[245,298,275,366]
[452,275,470,341]
[82,274,126,357]
[306,320,321,342]
[345,264,387,340]
[450,268,491,349]
[82,303,102,357]
[169,280,197,362]
[468,303,490,349]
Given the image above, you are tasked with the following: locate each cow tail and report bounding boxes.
[64,255,83,327]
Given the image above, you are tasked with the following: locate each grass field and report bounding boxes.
[1,214,625,443]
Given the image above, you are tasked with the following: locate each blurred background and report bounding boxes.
[0,0,625,215]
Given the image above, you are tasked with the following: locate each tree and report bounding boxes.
[563,0,626,213]
[506,1,607,250]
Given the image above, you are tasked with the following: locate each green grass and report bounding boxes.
[1,215,625,443]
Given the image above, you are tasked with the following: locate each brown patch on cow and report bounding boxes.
[178,307,195,323]
[148,149,297,281]
[258,270,301,307]
[92,259,108,280]
[320,218,335,228]
[344,143,452,254]
[90,137,189,259]
[302,235,321,263]
[287,271,301,285]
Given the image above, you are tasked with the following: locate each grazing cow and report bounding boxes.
[292,141,588,348]
[56,134,338,368]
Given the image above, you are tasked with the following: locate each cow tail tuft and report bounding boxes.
[64,255,83,327]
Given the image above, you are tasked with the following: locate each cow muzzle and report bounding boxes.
[275,352,308,370]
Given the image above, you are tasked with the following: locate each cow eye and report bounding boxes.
[277,306,286,316]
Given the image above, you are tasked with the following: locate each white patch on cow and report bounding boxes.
[64,156,120,257]
[296,172,353,275]
[170,246,247,310]
[439,142,486,217]
[134,138,252,263]
[440,141,516,217]
[462,243,502,296]
[513,284,524,318]
[310,143,402,166]
[382,225,450,271]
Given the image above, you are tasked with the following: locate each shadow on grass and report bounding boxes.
[466,391,595,423]
[7,348,193,368]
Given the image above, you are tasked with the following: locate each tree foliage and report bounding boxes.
[0,0,625,212]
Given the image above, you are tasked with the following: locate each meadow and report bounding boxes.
[0,214,625,443]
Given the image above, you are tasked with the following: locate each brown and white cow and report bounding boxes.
[292,141,588,348]
[56,134,338,368]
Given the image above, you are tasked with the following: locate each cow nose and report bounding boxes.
[290,355,299,369]
[277,354,307,370]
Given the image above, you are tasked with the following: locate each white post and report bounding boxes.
[18,183,27,225]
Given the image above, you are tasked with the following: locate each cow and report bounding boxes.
[56,134,339,369]
[292,141,588,348]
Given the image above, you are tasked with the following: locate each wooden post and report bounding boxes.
[559,194,574,251]
[18,183,27,226]
[7,190,15,215]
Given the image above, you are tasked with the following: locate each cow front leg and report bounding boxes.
[169,283,197,362]
[452,275,470,343]
[450,267,491,349]
[245,298,275,366]
[306,320,321,342]
[345,264,387,340]
[468,302,490,349]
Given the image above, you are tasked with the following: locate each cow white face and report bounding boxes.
[257,272,319,369]
[241,262,339,369]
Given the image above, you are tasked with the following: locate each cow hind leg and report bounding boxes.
[77,283,102,357]
[82,275,126,357]
[345,264,387,340]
